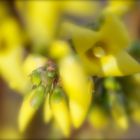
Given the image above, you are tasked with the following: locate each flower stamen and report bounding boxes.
[92,46,106,58]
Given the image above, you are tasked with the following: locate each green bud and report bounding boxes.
[30,85,46,109]
[51,87,64,103]
[30,69,42,86]
[46,71,56,78]
[104,77,120,90]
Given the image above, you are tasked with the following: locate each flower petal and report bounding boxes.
[50,41,93,128]
[22,54,46,76]
[0,48,28,93]
[51,87,71,137]
[88,105,109,129]
[20,1,59,44]
[18,90,37,132]
[100,14,129,52]
[104,1,134,16]
[59,56,93,128]
[61,22,99,54]
[62,1,95,16]
[100,51,140,76]
[43,93,53,123]
[77,53,103,76]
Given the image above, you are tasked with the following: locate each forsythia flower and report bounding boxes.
[16,1,94,45]
[104,78,129,130]
[0,47,28,93]
[62,13,140,76]
[120,74,140,124]
[18,85,46,132]
[0,15,46,93]
[104,0,135,16]
[43,93,53,123]
[50,41,94,128]
[19,58,72,136]
[0,17,23,53]
[2,1,139,137]
[22,54,47,76]
[88,105,109,129]
[50,86,71,137]
[108,92,129,130]
[0,17,28,92]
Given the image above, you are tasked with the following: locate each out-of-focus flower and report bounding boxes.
[0,17,23,53]
[119,74,140,124]
[22,54,47,76]
[18,85,46,132]
[62,13,140,76]
[50,40,94,128]
[43,93,53,123]
[104,0,135,16]
[88,105,109,130]
[0,17,28,93]
[104,78,129,130]
[0,47,28,93]
[15,1,95,46]
[50,86,71,137]
[19,59,72,136]
[129,99,140,124]
[108,92,129,130]
[0,16,46,93]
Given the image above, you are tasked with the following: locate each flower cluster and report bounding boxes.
[0,0,140,138]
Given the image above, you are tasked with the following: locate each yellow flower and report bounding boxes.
[15,1,94,45]
[0,17,29,93]
[43,93,53,123]
[18,86,45,132]
[0,16,47,93]
[50,87,71,137]
[50,41,94,128]
[0,47,28,93]
[22,54,47,76]
[104,0,135,16]
[62,13,140,76]
[108,91,129,130]
[19,82,71,137]
[0,17,23,54]
[120,75,140,124]
[130,102,140,124]
[19,59,72,136]
[88,105,109,130]
[111,101,129,130]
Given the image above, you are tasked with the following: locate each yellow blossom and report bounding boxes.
[18,85,45,132]
[43,93,53,123]
[22,54,47,76]
[121,75,140,124]
[50,41,94,128]
[111,103,129,130]
[104,0,135,16]
[18,90,37,132]
[130,102,140,124]
[88,105,109,129]
[108,92,129,130]
[62,13,140,76]
[50,87,71,137]
[15,1,94,45]
[0,17,23,53]
[0,17,28,93]
[0,47,28,93]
